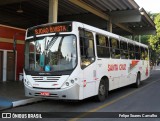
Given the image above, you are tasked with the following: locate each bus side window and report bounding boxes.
[79,28,95,69]
[110,38,120,59]
[144,48,148,60]
[96,34,110,58]
[128,43,135,59]
[140,47,145,60]
[120,41,128,59]
[135,45,140,60]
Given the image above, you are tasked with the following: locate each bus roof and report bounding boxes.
[74,21,148,48]
[26,21,148,48]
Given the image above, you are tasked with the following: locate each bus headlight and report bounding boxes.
[70,79,74,84]
[62,78,77,89]
[27,81,32,87]
[24,79,32,87]
[66,82,69,86]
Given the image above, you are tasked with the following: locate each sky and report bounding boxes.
[135,0,160,13]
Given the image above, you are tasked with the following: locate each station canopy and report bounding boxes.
[0,0,156,36]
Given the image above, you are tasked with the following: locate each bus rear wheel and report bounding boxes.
[95,80,107,102]
[135,73,141,88]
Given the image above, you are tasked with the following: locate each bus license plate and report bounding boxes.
[40,92,50,96]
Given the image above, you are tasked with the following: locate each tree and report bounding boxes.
[134,35,150,45]
[148,13,160,65]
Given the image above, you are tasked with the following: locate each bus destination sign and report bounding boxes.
[27,23,72,37]
[35,25,69,35]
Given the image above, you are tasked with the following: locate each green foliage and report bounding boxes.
[134,35,150,45]
[148,13,160,64]
[122,13,160,64]
[155,14,160,35]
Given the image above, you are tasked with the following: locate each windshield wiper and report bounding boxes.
[46,36,58,50]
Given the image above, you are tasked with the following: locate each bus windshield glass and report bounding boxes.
[25,35,77,72]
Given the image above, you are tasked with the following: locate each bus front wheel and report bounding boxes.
[95,80,107,102]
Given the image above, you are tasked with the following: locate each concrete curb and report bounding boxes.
[0,98,13,111]
[152,66,160,70]
[12,98,44,107]
[0,98,44,111]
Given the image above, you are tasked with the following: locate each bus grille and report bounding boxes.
[32,76,61,82]
[33,87,60,90]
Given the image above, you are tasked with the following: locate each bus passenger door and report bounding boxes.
[79,28,97,99]
[82,62,97,98]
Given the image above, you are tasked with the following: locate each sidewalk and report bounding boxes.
[0,81,43,110]
[152,66,160,70]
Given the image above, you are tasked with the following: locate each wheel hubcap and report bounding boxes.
[137,76,140,85]
[99,85,105,95]
[138,78,140,85]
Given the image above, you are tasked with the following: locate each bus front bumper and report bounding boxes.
[24,84,80,100]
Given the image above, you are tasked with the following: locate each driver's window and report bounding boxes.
[79,28,95,69]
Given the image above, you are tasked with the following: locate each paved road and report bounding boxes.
[1,70,160,121]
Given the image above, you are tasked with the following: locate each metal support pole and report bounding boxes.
[107,19,112,32]
[48,0,58,23]
[139,35,141,43]
[131,35,135,40]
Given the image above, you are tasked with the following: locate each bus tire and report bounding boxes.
[95,79,107,102]
[135,73,141,88]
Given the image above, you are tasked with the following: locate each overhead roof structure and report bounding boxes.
[0,0,156,36]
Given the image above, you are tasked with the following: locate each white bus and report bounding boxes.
[24,21,150,101]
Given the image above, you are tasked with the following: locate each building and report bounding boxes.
[0,0,156,81]
[0,25,25,81]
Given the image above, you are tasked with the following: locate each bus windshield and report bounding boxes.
[25,35,77,72]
